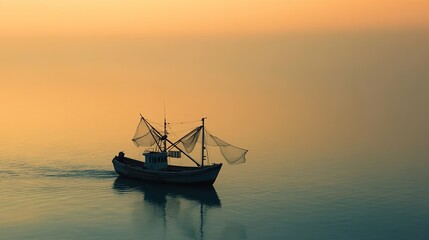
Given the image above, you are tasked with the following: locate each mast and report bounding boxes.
[143,117,201,167]
[201,117,206,167]
[163,116,167,153]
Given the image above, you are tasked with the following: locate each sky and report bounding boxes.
[0,1,428,160]
[0,0,428,37]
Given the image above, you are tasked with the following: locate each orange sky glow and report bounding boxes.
[1,0,428,37]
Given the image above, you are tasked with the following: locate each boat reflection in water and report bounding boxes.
[113,177,234,240]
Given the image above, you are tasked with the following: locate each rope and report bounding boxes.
[168,120,200,125]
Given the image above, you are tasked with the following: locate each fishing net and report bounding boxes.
[180,128,248,165]
[132,119,161,147]
[204,132,248,165]
[132,117,248,165]
[179,127,202,153]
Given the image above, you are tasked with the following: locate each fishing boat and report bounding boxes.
[112,114,247,186]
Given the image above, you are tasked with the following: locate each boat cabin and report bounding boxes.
[144,152,168,170]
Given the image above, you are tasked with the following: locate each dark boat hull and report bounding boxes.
[112,156,222,186]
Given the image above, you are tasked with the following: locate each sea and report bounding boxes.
[1,30,428,239]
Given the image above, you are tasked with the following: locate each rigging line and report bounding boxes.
[146,118,167,126]
[140,115,163,151]
[166,137,201,167]
[206,142,210,165]
[166,126,202,151]
[144,117,200,166]
[147,120,163,126]
[204,128,214,141]
[165,125,197,141]
[168,125,200,134]
[168,120,200,125]
[204,127,211,134]
[166,124,178,138]
[147,122,165,132]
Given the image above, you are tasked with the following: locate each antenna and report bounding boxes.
[163,97,166,123]
[163,98,167,153]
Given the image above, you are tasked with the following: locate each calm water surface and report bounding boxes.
[1,144,428,240]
